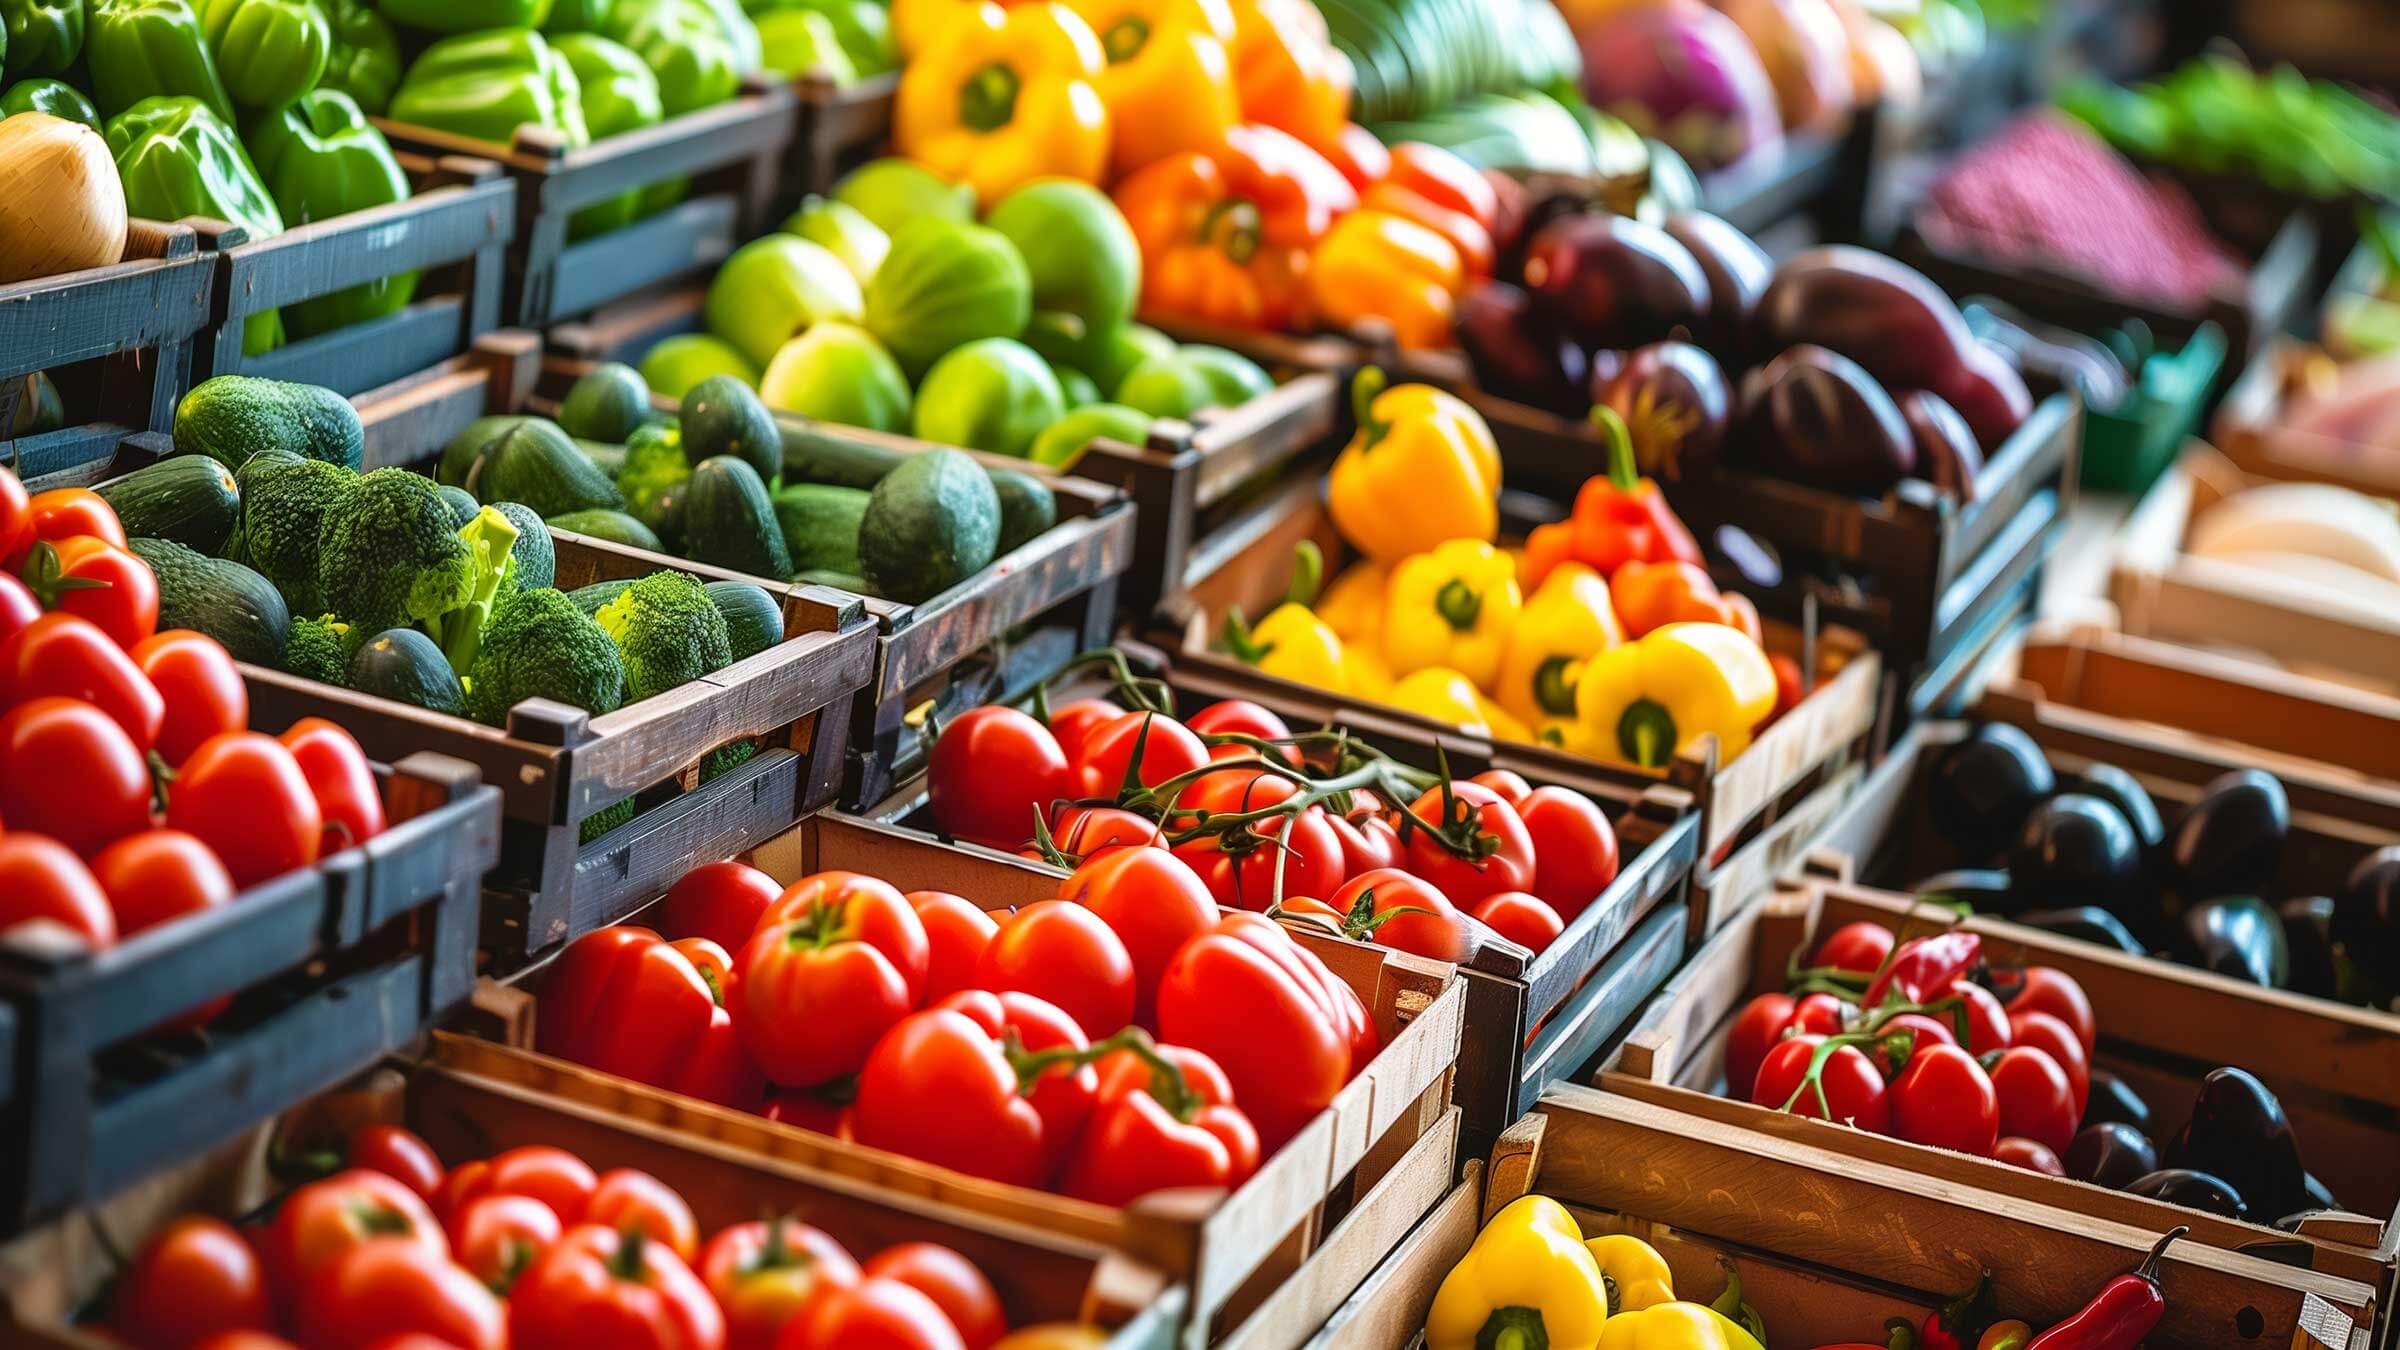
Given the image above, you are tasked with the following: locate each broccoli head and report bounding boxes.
[317,468,476,637]
[464,586,626,726]
[282,614,351,684]
[490,501,554,592]
[591,570,734,702]
[226,450,357,616]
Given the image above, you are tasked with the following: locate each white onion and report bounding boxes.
[0,113,129,286]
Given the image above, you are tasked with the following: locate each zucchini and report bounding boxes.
[681,456,793,579]
[469,420,623,518]
[97,455,240,554]
[438,414,532,486]
[858,448,999,603]
[547,508,663,551]
[347,627,468,715]
[705,580,784,661]
[776,411,905,489]
[987,468,1055,556]
[128,537,292,665]
[773,482,870,576]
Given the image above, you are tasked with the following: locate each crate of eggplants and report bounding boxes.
[1914,722,2398,1009]
[2056,1066,2342,1230]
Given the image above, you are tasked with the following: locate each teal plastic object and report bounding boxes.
[2079,321,2227,494]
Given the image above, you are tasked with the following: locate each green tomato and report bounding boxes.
[1054,365,1099,408]
[1023,313,1176,396]
[758,322,911,433]
[640,333,759,400]
[833,156,973,237]
[1029,402,1150,469]
[982,177,1141,331]
[783,193,886,286]
[912,338,1064,458]
[1114,352,1217,420]
[706,233,864,368]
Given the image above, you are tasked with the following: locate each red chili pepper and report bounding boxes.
[1862,932,1982,1009]
[2025,1227,2186,1350]
[1521,406,1704,585]
[1920,1269,1992,1350]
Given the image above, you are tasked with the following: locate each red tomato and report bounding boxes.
[1888,1045,1998,1156]
[1750,1034,1890,1131]
[1156,914,1364,1150]
[111,1216,274,1349]
[1469,891,1564,954]
[131,630,247,766]
[0,467,26,566]
[1073,710,1209,797]
[1988,1046,2077,1156]
[1516,786,1619,918]
[737,872,930,1086]
[702,1218,860,1350]
[1402,780,1536,905]
[974,899,1137,1039]
[1724,993,1797,1100]
[1812,922,1896,977]
[585,1168,701,1262]
[780,1275,967,1350]
[273,717,383,854]
[1,697,151,857]
[1168,767,1346,911]
[1187,698,1297,760]
[8,487,123,568]
[1044,697,1120,764]
[910,890,1000,1002]
[1467,770,1533,805]
[2008,967,2096,1055]
[850,993,1093,1186]
[1327,808,1402,875]
[2007,1009,2090,1117]
[91,829,236,1026]
[1948,978,2012,1055]
[928,706,1071,847]
[296,1236,506,1350]
[166,732,322,887]
[47,535,158,648]
[0,611,164,747]
[0,572,39,646]
[1791,992,1851,1036]
[660,860,783,951]
[509,1223,725,1350]
[1057,844,1215,1025]
[436,1146,599,1228]
[1994,1136,2066,1175]
[1329,867,1466,960]
[1877,1012,1959,1063]
[863,1244,1006,1350]
[266,1169,447,1300]
[0,831,116,948]
[448,1193,561,1295]
[1044,804,1161,859]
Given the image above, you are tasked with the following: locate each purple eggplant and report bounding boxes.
[1455,281,1589,414]
[1935,341,2036,451]
[1740,344,1915,492]
[1754,246,1978,390]
[1900,390,1981,502]
[1593,340,1730,481]
[1519,213,1712,348]
[1662,210,1772,347]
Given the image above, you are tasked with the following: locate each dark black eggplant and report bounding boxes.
[1899,390,1981,502]
[2165,1068,2309,1220]
[2070,762,2166,851]
[1661,210,1771,348]
[2126,1169,2248,1218]
[1928,722,2056,862]
[1593,341,1729,481]
[2064,1123,2159,1189]
[2278,896,2339,998]
[1455,281,1589,414]
[2083,1070,2154,1132]
[2165,770,2288,901]
[2335,846,2400,1002]
[1911,868,2015,915]
[1519,213,1712,348]
[2174,896,2289,988]
[2016,907,2148,956]
[2011,794,2140,913]
[1737,345,1917,493]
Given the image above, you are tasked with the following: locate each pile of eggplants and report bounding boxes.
[2058,1066,2340,1229]
[1915,722,2399,1011]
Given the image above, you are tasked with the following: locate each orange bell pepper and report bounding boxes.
[1307,209,1462,349]
[1523,407,1705,586]
[1226,0,1352,150]
[1359,142,1497,275]
[1609,560,1763,643]
[1063,0,1239,177]
[1314,122,1391,191]
[1115,122,1356,331]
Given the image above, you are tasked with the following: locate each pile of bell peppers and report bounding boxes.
[1428,1198,1768,1349]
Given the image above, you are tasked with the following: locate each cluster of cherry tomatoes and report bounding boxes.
[923,690,1623,961]
[1727,922,2098,1171]
[104,1120,1103,1350]
[0,466,382,1018]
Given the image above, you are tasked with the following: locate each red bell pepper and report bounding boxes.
[536,927,762,1110]
[1523,407,1704,585]
[849,989,1099,1187]
[1155,913,1374,1149]
[1863,932,1983,1010]
[1061,1038,1261,1206]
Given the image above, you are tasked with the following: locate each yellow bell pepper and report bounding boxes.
[895,2,1111,205]
[1221,539,1351,688]
[1574,622,1777,770]
[1494,561,1622,732]
[1595,1303,1764,1350]
[892,0,980,58]
[1314,559,1385,648]
[1327,366,1499,565]
[1586,1234,1675,1315]
[1382,667,1488,735]
[1341,642,1391,699]
[1426,1196,1609,1350]
[1308,208,1464,350]
[1381,539,1520,689]
[1061,0,1238,176]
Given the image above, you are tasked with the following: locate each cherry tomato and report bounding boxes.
[1515,786,1618,918]
[1751,1033,1890,1131]
[781,1275,968,1350]
[111,1215,274,1349]
[8,487,123,568]
[276,717,384,853]
[1724,993,1797,1099]
[1877,1012,1959,1063]
[0,611,164,747]
[509,1223,724,1350]
[974,899,1136,1040]
[738,872,931,1086]
[1791,991,1851,1036]
[1988,1046,2077,1156]
[265,1169,448,1300]
[1327,808,1402,874]
[1994,1136,2066,1175]
[130,630,247,766]
[1168,767,1345,911]
[864,1244,1006,1350]
[450,1194,563,1295]
[0,572,39,646]
[2007,966,2095,1055]
[1888,1044,1998,1156]
[338,1124,442,1202]
[910,890,1000,1003]
[2007,1009,2090,1117]
[1329,867,1466,960]
[47,535,158,648]
[436,1145,599,1228]
[296,1236,507,1350]
[702,1218,860,1350]
[659,860,783,952]
[1057,844,1215,1025]
[1948,978,2012,1055]
[166,731,322,887]
[0,831,116,948]
[584,1168,701,1262]
[1467,770,1532,805]
[1469,891,1564,954]
[1,696,151,857]
[91,829,236,1027]
[1074,709,1210,799]
[1812,922,1896,977]
[1402,780,1536,906]
[927,706,1071,847]
[1043,804,1161,859]
[0,467,27,566]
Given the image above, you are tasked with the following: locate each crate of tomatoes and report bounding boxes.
[0,463,500,1234]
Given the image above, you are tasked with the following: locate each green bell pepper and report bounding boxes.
[755,9,854,83]
[87,0,236,123]
[248,87,417,337]
[687,0,762,72]
[551,32,660,239]
[196,0,329,111]
[750,0,893,76]
[378,0,551,33]
[1,76,100,128]
[106,95,285,355]
[544,0,613,32]
[313,0,400,114]
[2,0,84,79]
[388,28,588,150]
[604,0,744,118]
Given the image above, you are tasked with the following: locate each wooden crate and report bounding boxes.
[2214,337,2400,500]
[2110,442,2400,698]
[0,754,498,1236]
[0,1058,1187,1349]
[0,221,216,485]
[784,69,899,198]
[376,77,796,329]
[448,810,1468,1349]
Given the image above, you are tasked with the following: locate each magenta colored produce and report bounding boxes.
[1754,246,1980,390]
[1520,213,1712,349]
[1455,280,1589,414]
[1741,344,1915,492]
[1594,340,1731,481]
[1900,390,1982,501]
[1577,2,1784,171]
[1934,342,2035,450]
[1662,210,1773,348]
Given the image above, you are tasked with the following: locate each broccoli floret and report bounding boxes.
[282,614,351,684]
[491,501,554,591]
[317,468,476,638]
[617,423,692,550]
[591,570,733,702]
[699,740,757,782]
[578,796,638,844]
[427,506,520,676]
[226,450,356,615]
[464,586,626,726]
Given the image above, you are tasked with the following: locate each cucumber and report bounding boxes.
[558,363,652,443]
[128,537,292,665]
[772,482,870,576]
[97,455,240,554]
[547,508,663,551]
[469,419,624,518]
[858,448,999,603]
[776,411,906,489]
[681,375,781,484]
[682,456,793,579]
[987,468,1055,556]
[347,627,468,715]
[705,580,784,662]
[437,414,532,486]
